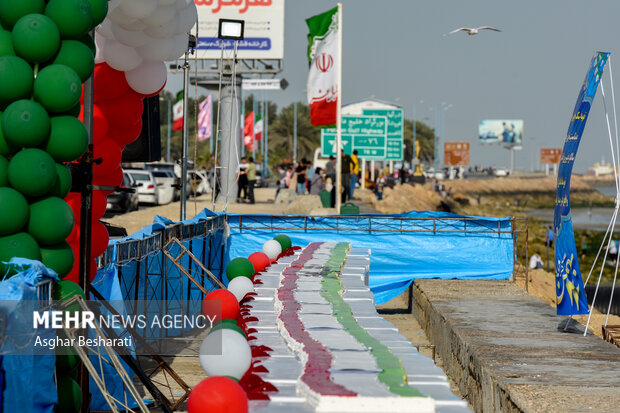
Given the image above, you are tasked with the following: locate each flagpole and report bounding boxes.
[335,2,343,213]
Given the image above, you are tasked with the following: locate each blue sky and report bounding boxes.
[168,0,620,172]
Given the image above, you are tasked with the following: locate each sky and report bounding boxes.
[167,0,620,173]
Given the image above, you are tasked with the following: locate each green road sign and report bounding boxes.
[320,115,387,160]
[363,108,403,161]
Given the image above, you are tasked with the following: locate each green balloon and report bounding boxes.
[225,257,255,281]
[47,163,72,198]
[45,116,87,162]
[0,29,14,56]
[56,376,82,413]
[8,148,57,197]
[210,319,247,339]
[34,64,81,113]
[28,196,73,245]
[0,154,7,186]
[40,240,73,278]
[52,40,94,82]
[53,279,85,301]
[0,232,40,276]
[56,350,80,376]
[0,0,44,29]
[0,187,29,235]
[12,13,60,63]
[0,113,16,156]
[2,99,50,148]
[273,234,292,251]
[78,34,95,56]
[86,0,107,27]
[51,100,81,118]
[45,0,93,40]
[0,56,34,105]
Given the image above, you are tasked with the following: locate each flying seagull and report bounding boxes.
[445,26,501,36]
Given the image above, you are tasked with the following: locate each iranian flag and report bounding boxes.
[306,7,339,127]
[254,113,263,141]
[172,91,184,131]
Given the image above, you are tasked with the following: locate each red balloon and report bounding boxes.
[94,63,130,102]
[93,166,123,195]
[92,190,107,220]
[187,377,248,413]
[93,105,109,143]
[108,119,142,146]
[98,91,144,127]
[91,220,109,258]
[64,257,98,284]
[66,192,107,223]
[248,252,270,274]
[93,138,122,176]
[203,289,239,323]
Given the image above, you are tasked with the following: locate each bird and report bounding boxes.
[444,26,501,36]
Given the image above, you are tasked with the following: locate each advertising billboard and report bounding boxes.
[195,0,284,60]
[444,142,470,167]
[479,120,523,144]
[540,148,562,164]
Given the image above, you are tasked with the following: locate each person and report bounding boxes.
[310,167,324,195]
[340,149,352,203]
[581,235,589,259]
[236,157,248,202]
[608,239,618,266]
[350,150,359,199]
[295,159,307,195]
[275,165,286,198]
[246,157,256,204]
[529,252,544,270]
[325,155,337,207]
[305,159,315,194]
[544,226,554,248]
[399,164,407,185]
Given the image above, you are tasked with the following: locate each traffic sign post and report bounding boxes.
[321,115,387,160]
[362,108,403,161]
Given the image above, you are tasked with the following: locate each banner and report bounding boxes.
[198,96,212,141]
[479,120,523,144]
[306,7,339,127]
[554,52,609,315]
[172,91,184,131]
[243,111,254,146]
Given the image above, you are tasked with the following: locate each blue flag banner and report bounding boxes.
[554,52,610,315]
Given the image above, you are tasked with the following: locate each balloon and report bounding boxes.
[0,56,34,104]
[210,319,246,338]
[136,36,173,61]
[227,276,255,302]
[56,376,82,413]
[203,289,239,323]
[40,240,74,278]
[0,0,45,29]
[140,4,176,27]
[110,22,150,47]
[56,349,80,375]
[94,34,105,64]
[119,0,157,20]
[262,240,282,260]
[96,18,115,39]
[98,92,143,126]
[87,0,108,26]
[93,137,121,176]
[0,29,15,56]
[34,64,82,113]
[92,165,122,193]
[0,232,40,276]
[0,116,16,157]
[0,187,29,235]
[0,154,7,186]
[52,40,95,82]
[28,196,74,245]
[8,148,57,197]
[143,21,177,39]
[142,81,165,98]
[273,234,292,251]
[63,256,97,283]
[92,190,107,220]
[102,38,142,71]
[107,120,142,146]
[45,116,88,162]
[45,0,93,39]
[53,279,85,301]
[225,257,254,281]
[187,377,248,413]
[176,3,197,34]
[91,219,109,258]
[54,100,82,118]
[2,100,49,148]
[78,33,96,56]
[125,60,166,95]
[107,6,138,27]
[11,14,60,63]
[248,252,270,273]
[93,63,130,101]
[199,328,251,380]
[47,163,72,199]
[91,105,108,142]
[166,33,188,61]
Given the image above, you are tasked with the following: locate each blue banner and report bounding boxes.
[554,52,609,315]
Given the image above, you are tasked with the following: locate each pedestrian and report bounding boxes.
[529,252,544,269]
[305,159,315,194]
[246,157,256,204]
[325,155,336,207]
[350,150,359,199]
[310,167,324,195]
[340,149,352,203]
[544,226,554,248]
[295,159,307,195]
[236,157,248,202]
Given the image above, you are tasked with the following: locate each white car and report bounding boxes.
[494,168,508,177]
[150,169,176,204]
[125,169,160,205]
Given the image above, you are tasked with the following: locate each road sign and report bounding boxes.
[444,142,470,166]
[320,115,387,160]
[362,108,403,160]
[540,148,562,164]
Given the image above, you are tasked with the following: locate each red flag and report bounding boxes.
[244,111,254,143]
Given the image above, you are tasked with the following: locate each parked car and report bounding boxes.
[150,169,176,205]
[144,162,181,200]
[125,169,159,205]
[106,171,139,213]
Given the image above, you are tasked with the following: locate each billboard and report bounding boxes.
[195,0,284,60]
[540,148,562,164]
[321,115,388,160]
[444,142,470,167]
[362,108,403,160]
[479,120,523,144]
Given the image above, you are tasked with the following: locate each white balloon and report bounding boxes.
[103,39,143,71]
[108,0,121,11]
[176,4,197,34]
[141,4,176,27]
[97,19,115,40]
[227,277,254,302]
[159,0,176,5]
[108,5,138,26]
[125,60,167,95]
[111,23,151,47]
[144,21,178,39]
[175,0,189,10]
[94,35,106,64]
[119,0,158,20]
[165,33,188,61]
[137,37,174,61]
[262,240,282,260]
[199,329,251,380]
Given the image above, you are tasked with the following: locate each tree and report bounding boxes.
[268,102,320,166]
[403,119,435,165]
